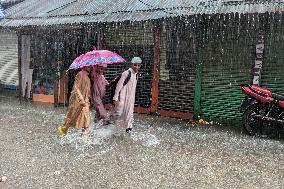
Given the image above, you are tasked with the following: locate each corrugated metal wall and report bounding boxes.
[199,14,256,123]
[30,27,100,102]
[158,20,196,113]
[261,13,284,94]
[104,22,154,107]
[20,13,284,123]
[0,31,18,89]
[30,31,56,95]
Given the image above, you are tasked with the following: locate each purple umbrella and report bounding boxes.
[68,47,125,70]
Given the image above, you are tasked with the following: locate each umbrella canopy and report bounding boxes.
[68,48,125,70]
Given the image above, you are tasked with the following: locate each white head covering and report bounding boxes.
[131,57,142,64]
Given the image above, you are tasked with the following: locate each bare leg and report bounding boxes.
[82,127,89,144]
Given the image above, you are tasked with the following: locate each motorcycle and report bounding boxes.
[240,84,284,138]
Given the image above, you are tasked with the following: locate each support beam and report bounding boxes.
[150,23,161,113]
[17,32,22,102]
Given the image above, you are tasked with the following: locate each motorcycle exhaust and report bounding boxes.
[254,114,284,125]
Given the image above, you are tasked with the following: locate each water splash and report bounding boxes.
[58,118,161,156]
[131,132,160,147]
[59,121,116,149]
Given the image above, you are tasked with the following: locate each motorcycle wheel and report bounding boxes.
[242,104,265,136]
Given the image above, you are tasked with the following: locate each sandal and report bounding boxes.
[0,176,7,182]
[58,125,68,136]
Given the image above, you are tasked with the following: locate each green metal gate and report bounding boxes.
[198,13,284,124]
[199,34,255,124]
[261,15,284,94]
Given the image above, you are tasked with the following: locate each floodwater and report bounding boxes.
[0,91,283,189]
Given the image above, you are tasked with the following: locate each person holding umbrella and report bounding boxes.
[58,47,125,142]
[58,66,92,142]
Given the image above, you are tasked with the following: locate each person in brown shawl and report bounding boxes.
[58,66,92,142]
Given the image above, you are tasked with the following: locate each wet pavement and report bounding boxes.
[0,91,284,189]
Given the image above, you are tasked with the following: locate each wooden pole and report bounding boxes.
[17,32,22,102]
[98,27,105,50]
[59,69,68,105]
[150,23,161,113]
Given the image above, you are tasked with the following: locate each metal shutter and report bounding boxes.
[104,23,154,107]
[158,21,195,113]
[0,31,18,89]
[200,36,255,123]
[261,22,284,94]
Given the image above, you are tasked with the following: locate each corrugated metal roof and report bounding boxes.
[1,0,22,3]
[0,3,4,18]
[1,0,24,9]
[219,0,284,14]
[0,0,284,27]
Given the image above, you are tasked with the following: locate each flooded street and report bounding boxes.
[0,92,283,189]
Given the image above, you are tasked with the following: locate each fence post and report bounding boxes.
[17,32,22,102]
[150,23,161,113]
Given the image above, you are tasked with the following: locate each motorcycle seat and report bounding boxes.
[272,93,284,101]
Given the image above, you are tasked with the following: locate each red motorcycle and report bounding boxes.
[241,84,284,138]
